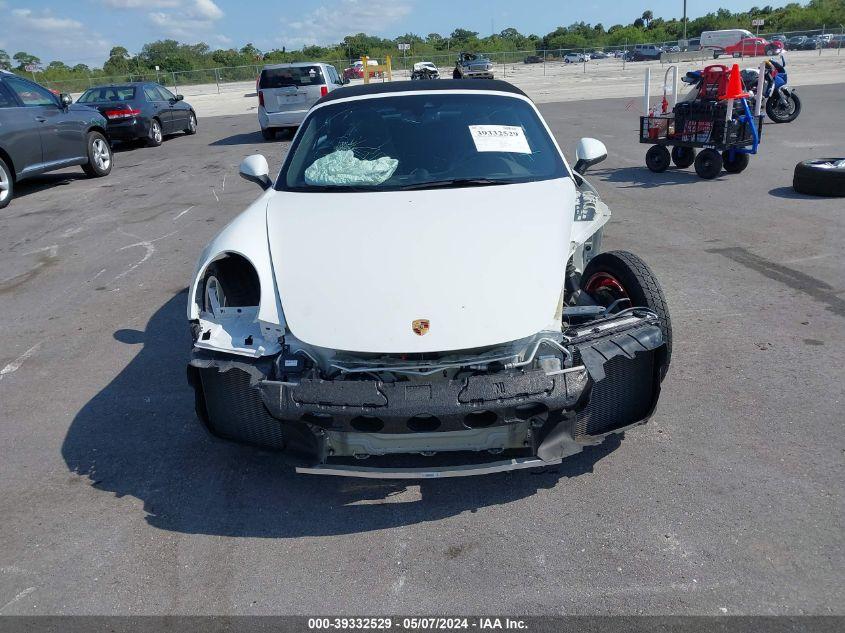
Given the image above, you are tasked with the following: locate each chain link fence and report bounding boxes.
[35,26,844,97]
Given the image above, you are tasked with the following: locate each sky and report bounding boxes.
[1,0,786,66]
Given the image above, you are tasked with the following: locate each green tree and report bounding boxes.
[0,50,10,71]
[642,10,654,27]
[450,28,479,44]
[240,42,261,59]
[13,51,41,70]
[109,46,130,59]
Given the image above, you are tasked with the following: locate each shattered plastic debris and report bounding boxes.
[304,150,398,186]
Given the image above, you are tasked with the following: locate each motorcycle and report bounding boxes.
[740,56,801,123]
[680,56,800,124]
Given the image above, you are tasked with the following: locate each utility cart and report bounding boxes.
[639,63,766,179]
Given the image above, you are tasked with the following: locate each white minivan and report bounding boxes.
[700,29,754,57]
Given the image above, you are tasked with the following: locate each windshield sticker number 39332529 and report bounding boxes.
[468,125,531,154]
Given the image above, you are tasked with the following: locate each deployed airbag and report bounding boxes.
[304,150,398,186]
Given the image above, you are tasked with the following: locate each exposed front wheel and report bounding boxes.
[0,156,14,209]
[201,259,261,313]
[81,131,112,177]
[694,148,722,179]
[581,250,672,367]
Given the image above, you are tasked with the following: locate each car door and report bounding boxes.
[0,81,46,176]
[156,85,186,130]
[4,76,84,166]
[143,84,170,133]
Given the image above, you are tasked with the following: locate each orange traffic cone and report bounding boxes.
[720,63,750,100]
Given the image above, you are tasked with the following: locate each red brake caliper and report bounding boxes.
[585,273,628,300]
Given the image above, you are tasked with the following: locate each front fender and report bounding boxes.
[187,190,284,331]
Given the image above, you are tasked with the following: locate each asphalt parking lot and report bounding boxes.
[0,83,842,615]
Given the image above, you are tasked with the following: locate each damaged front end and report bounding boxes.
[187,308,668,478]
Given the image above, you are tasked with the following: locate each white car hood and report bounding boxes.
[266,178,575,353]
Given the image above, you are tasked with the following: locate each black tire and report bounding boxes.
[201,260,260,310]
[184,111,197,135]
[671,146,696,168]
[147,118,163,147]
[0,156,14,209]
[645,145,670,173]
[453,67,461,79]
[261,127,276,141]
[581,250,672,367]
[81,131,112,178]
[694,148,722,179]
[722,151,750,173]
[792,158,845,197]
[766,91,801,123]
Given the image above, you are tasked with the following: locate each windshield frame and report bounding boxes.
[274,90,571,193]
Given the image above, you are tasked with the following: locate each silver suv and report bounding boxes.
[257,62,346,140]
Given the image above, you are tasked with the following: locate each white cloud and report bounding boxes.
[11,8,84,31]
[279,0,413,48]
[102,0,180,8]
[194,0,223,20]
[145,0,224,39]
[4,8,111,65]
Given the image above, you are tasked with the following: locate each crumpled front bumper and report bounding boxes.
[187,311,668,477]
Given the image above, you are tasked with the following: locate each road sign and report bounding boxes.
[752,19,765,27]
[397,43,410,51]
[25,64,39,73]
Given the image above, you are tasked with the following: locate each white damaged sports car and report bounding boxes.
[187,80,671,478]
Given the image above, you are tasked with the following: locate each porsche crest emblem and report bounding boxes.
[412,319,430,336]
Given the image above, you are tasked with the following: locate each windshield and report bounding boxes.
[260,66,325,89]
[78,86,136,103]
[277,93,568,192]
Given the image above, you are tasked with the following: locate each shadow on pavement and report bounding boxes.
[11,172,88,199]
[210,130,293,146]
[768,185,810,199]
[62,291,620,538]
[593,165,708,188]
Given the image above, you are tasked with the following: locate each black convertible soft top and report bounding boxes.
[315,79,529,105]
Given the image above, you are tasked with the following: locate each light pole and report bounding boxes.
[683,0,688,41]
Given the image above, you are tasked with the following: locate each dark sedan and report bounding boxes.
[0,70,112,209]
[77,82,197,147]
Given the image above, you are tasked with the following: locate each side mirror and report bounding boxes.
[343,77,350,85]
[239,154,272,190]
[573,137,608,175]
[174,94,184,101]
[60,93,73,108]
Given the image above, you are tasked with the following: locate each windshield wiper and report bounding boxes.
[399,178,514,191]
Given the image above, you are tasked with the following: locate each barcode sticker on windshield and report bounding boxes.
[469,125,531,154]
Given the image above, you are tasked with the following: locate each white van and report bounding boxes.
[700,29,754,57]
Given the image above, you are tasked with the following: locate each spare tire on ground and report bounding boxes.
[792,158,845,197]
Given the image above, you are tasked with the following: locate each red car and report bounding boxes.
[725,37,783,57]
